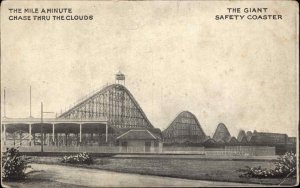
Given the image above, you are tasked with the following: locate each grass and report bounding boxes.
[30,156,297,185]
[2,171,89,188]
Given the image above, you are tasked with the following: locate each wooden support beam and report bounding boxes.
[52,124,55,143]
[106,123,108,143]
[29,124,32,146]
[3,124,6,145]
[79,124,82,144]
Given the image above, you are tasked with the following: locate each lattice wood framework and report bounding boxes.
[58,84,153,129]
[162,111,207,143]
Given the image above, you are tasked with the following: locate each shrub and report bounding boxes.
[239,152,297,178]
[274,152,297,177]
[2,148,30,181]
[61,152,93,165]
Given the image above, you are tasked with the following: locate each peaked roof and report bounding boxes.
[116,129,158,140]
[212,123,231,142]
[227,136,238,144]
[203,138,217,144]
[239,136,248,143]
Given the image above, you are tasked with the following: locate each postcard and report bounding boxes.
[1,0,299,187]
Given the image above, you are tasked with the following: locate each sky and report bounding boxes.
[1,1,299,137]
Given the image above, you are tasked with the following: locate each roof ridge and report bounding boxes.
[116,129,158,140]
[146,130,157,139]
[116,129,134,139]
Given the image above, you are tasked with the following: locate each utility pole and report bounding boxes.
[29,86,32,118]
[40,102,54,153]
[41,102,44,152]
[3,88,6,118]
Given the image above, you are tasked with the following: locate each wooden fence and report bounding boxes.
[162,146,205,154]
[1,145,276,156]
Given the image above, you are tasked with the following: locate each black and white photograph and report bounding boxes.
[1,0,299,187]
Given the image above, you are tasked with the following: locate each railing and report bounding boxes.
[224,146,276,156]
[14,146,120,153]
[4,146,161,154]
[1,145,276,156]
[162,146,205,154]
[204,146,276,156]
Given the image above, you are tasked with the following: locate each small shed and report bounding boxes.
[116,129,162,153]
